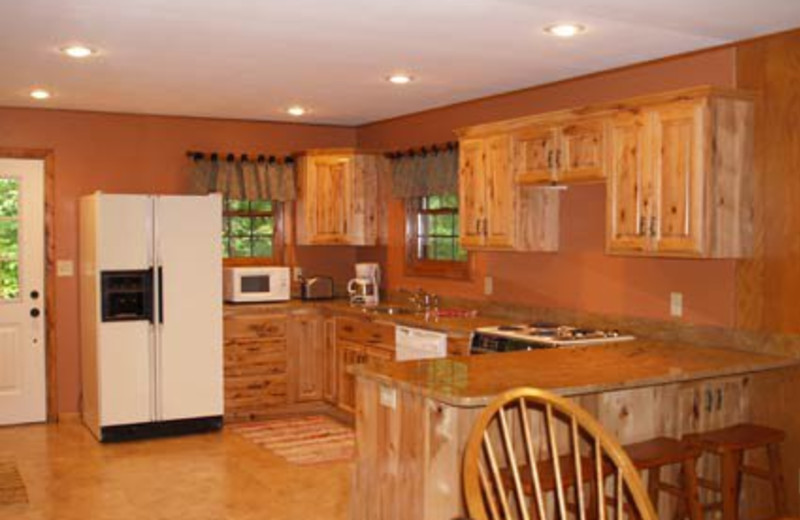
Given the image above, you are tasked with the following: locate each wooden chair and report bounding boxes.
[462,387,657,520]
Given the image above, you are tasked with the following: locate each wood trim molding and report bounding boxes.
[0,148,58,422]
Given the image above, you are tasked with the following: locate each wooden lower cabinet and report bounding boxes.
[287,314,325,402]
[323,318,337,404]
[224,314,290,422]
[337,340,366,413]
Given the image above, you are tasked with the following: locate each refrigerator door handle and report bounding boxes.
[158,266,164,324]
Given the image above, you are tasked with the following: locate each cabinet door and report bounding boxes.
[512,125,557,184]
[224,337,289,421]
[651,102,706,255]
[606,112,651,253]
[311,156,353,244]
[323,318,337,404]
[557,119,605,183]
[288,315,324,402]
[458,139,487,248]
[336,341,364,413]
[484,134,516,248]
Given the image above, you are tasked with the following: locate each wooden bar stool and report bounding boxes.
[684,423,787,520]
[624,437,703,520]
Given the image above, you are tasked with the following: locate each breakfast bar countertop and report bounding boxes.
[352,341,800,407]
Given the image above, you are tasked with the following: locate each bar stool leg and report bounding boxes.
[681,459,703,520]
[647,467,660,512]
[720,451,743,520]
[766,442,787,516]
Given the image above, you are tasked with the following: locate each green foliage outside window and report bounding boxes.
[415,194,467,262]
[0,178,20,299]
[222,199,276,259]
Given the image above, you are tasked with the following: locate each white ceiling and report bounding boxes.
[1,0,798,125]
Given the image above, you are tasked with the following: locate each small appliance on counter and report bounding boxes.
[300,275,335,301]
[471,323,634,354]
[223,266,290,303]
[348,262,381,305]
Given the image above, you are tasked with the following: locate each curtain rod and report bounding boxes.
[185,150,294,164]
[384,140,459,159]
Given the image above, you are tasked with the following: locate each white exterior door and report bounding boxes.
[155,195,222,421]
[0,159,45,425]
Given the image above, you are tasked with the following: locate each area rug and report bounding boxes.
[0,459,28,505]
[231,415,355,465]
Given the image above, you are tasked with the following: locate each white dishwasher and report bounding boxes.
[395,326,448,361]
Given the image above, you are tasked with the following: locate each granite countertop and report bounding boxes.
[352,341,800,407]
[223,298,511,338]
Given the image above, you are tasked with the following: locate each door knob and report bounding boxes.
[30,308,41,318]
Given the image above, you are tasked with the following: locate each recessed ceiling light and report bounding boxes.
[544,23,586,38]
[30,89,51,100]
[61,45,96,59]
[287,106,306,117]
[387,74,413,85]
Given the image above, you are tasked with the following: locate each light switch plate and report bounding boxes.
[293,267,304,282]
[670,292,683,317]
[379,385,397,409]
[56,260,74,278]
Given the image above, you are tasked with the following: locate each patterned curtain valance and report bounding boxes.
[390,146,459,198]
[190,155,297,202]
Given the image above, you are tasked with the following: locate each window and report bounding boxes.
[222,199,282,264]
[0,177,20,299]
[405,194,470,279]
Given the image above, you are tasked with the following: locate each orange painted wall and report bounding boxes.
[357,48,738,326]
[0,107,357,413]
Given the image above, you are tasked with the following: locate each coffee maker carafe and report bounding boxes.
[348,263,381,306]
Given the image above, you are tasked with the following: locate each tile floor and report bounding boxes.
[0,418,351,520]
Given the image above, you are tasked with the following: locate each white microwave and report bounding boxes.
[223,266,291,303]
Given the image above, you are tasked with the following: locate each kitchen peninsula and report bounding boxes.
[352,342,800,520]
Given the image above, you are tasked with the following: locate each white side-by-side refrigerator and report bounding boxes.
[79,193,223,442]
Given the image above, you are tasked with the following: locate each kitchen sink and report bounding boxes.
[364,305,415,316]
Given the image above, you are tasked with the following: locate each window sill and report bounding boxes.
[404,260,472,281]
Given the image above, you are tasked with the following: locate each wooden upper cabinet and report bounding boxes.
[458,135,559,252]
[296,150,386,246]
[512,126,557,184]
[606,111,650,253]
[458,139,488,248]
[651,101,705,255]
[607,93,754,258]
[513,119,605,185]
[558,119,606,183]
[484,134,516,248]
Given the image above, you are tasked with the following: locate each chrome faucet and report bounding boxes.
[403,288,439,314]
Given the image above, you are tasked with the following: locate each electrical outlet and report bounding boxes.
[670,292,683,317]
[379,385,397,409]
[484,276,494,296]
[56,260,74,278]
[293,267,303,282]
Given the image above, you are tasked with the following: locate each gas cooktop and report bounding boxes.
[470,322,634,354]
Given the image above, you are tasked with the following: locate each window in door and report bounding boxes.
[0,178,20,299]
[222,199,283,265]
[405,194,470,279]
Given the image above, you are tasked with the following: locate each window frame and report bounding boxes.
[404,196,472,280]
[222,199,285,267]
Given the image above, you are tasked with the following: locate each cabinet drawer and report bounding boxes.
[336,317,395,347]
[224,314,287,340]
[224,339,287,377]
